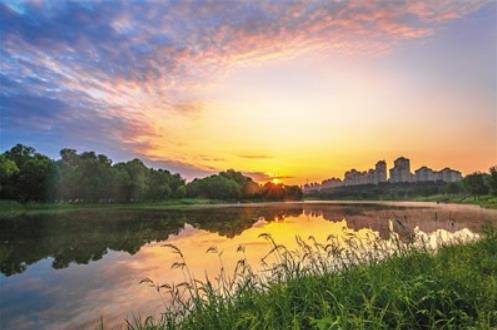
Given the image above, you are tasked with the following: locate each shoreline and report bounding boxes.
[125,228,497,329]
[1,196,496,216]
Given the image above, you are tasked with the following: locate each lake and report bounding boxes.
[1,201,497,329]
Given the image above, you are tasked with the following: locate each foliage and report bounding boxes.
[128,227,497,330]
[307,181,449,200]
[1,145,58,201]
[463,172,489,199]
[486,166,497,196]
[444,181,463,195]
[186,169,302,201]
[0,144,184,202]
[0,144,302,203]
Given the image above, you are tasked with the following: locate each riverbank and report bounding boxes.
[409,194,497,209]
[128,227,497,329]
[305,194,497,210]
[1,195,496,216]
[0,199,229,216]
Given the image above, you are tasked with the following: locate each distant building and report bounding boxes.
[302,182,321,193]
[414,166,462,183]
[321,177,342,189]
[415,166,438,182]
[343,160,388,186]
[302,177,343,192]
[373,160,387,184]
[439,168,463,182]
[304,157,462,193]
[389,157,411,183]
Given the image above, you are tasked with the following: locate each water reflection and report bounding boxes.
[0,202,496,329]
[0,206,303,276]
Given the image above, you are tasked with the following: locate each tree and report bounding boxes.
[0,144,307,203]
[284,185,304,200]
[445,182,462,195]
[4,144,36,168]
[146,169,173,201]
[463,172,488,199]
[112,159,147,202]
[261,182,284,200]
[486,166,497,196]
[16,154,58,201]
[174,185,187,198]
[0,155,19,198]
[242,181,261,198]
[2,145,58,201]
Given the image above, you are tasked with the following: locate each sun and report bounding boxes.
[271,178,281,184]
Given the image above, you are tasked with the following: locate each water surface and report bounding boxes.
[1,201,496,329]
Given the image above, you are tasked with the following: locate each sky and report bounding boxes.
[1,0,496,184]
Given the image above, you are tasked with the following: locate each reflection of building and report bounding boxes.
[389,157,412,183]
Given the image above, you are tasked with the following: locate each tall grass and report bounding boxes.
[124,223,496,329]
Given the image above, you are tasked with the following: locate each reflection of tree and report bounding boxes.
[0,206,303,276]
[2,203,491,276]
[193,206,303,238]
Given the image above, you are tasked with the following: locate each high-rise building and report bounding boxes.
[373,160,387,184]
[414,166,463,183]
[306,157,463,193]
[439,168,463,182]
[389,157,411,183]
[415,166,438,182]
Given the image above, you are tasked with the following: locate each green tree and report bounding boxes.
[122,159,148,201]
[174,185,187,198]
[3,145,58,201]
[445,182,462,195]
[0,155,19,198]
[463,173,488,199]
[485,166,497,196]
[4,144,36,168]
[146,169,173,201]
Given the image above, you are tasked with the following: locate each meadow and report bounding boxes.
[121,225,497,329]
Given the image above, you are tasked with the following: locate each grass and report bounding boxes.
[0,199,237,216]
[118,224,497,330]
[410,194,497,210]
[305,194,497,210]
[3,194,496,217]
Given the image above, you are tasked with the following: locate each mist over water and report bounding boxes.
[1,201,496,328]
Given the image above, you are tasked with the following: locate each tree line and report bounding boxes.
[459,168,497,199]
[0,144,302,203]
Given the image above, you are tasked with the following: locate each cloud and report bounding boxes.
[244,171,294,182]
[238,154,273,160]
[144,158,214,181]
[0,0,487,175]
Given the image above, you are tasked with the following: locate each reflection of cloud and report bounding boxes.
[0,1,486,173]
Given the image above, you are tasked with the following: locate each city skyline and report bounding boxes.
[1,1,496,184]
[304,156,463,192]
